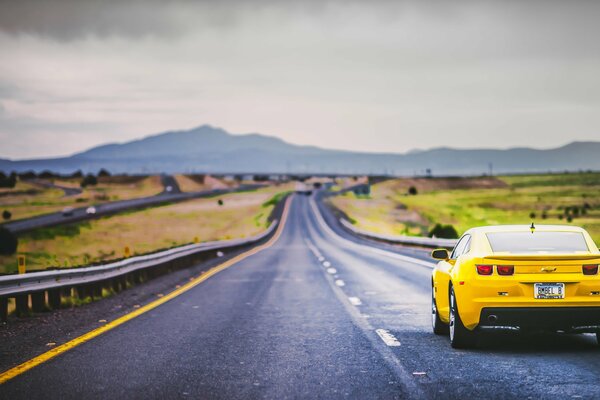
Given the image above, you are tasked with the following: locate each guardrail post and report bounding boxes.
[111,278,120,293]
[92,284,102,299]
[76,285,89,300]
[0,297,7,322]
[31,292,46,313]
[48,289,61,309]
[15,295,29,317]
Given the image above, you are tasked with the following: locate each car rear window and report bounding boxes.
[486,232,590,254]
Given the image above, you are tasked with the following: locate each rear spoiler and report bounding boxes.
[484,254,600,262]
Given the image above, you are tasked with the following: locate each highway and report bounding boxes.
[2,194,600,399]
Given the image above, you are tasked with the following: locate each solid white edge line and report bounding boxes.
[309,197,435,269]
[375,329,401,347]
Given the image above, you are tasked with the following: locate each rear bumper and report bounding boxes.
[478,307,600,333]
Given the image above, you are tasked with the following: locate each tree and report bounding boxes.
[408,186,418,195]
[39,170,56,179]
[0,227,18,255]
[0,171,17,188]
[2,210,11,220]
[18,171,37,180]
[429,223,459,239]
[80,174,98,188]
[529,212,536,219]
[98,168,111,177]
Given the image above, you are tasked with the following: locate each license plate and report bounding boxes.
[534,283,565,299]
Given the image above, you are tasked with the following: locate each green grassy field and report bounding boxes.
[0,175,163,221]
[0,185,291,274]
[329,173,600,244]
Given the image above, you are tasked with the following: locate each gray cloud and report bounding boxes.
[1,0,600,158]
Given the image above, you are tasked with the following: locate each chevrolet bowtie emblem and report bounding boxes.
[541,267,557,272]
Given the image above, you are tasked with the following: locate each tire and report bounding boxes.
[449,286,477,349]
[432,285,449,335]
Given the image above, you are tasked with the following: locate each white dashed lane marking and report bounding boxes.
[375,329,401,347]
[322,261,331,268]
[348,297,362,306]
[327,268,337,274]
[335,279,345,287]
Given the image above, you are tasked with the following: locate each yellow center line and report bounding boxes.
[0,196,292,385]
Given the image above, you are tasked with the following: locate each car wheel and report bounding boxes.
[432,285,449,335]
[449,286,476,349]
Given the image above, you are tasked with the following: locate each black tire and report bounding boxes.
[432,285,449,335]
[449,286,477,349]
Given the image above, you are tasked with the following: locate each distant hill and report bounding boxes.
[1,125,599,175]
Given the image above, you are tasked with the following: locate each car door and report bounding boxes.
[434,234,471,320]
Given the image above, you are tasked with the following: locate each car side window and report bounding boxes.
[451,234,471,259]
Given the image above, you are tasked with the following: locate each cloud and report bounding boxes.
[1,0,600,159]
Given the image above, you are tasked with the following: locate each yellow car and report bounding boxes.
[431,224,600,348]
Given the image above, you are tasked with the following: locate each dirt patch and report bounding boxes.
[383,176,508,193]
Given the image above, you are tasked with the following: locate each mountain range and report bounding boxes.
[1,125,599,176]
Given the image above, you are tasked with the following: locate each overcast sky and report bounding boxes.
[1,0,599,159]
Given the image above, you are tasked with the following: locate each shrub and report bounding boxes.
[98,168,111,177]
[18,171,37,180]
[217,199,224,206]
[529,212,536,219]
[2,210,11,220]
[558,214,564,220]
[541,211,548,219]
[80,174,98,188]
[429,223,459,239]
[0,227,18,255]
[39,170,57,179]
[408,186,418,195]
[0,172,17,188]
[566,215,573,223]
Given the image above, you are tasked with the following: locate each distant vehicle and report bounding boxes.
[86,206,97,215]
[61,207,74,216]
[166,185,173,193]
[295,181,312,196]
[431,225,600,348]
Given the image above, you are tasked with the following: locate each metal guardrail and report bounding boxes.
[0,219,279,321]
[339,218,458,249]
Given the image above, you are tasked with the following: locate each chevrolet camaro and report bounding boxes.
[431,225,600,348]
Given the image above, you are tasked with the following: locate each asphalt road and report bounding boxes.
[2,194,600,399]
[27,179,83,197]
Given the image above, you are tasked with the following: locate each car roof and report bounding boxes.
[464,224,587,236]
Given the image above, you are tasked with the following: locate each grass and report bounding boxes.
[329,173,600,244]
[0,176,163,222]
[0,185,292,274]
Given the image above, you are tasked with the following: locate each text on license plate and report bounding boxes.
[534,283,565,299]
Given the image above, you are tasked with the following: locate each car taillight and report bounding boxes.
[497,265,514,276]
[476,264,493,275]
[583,264,599,275]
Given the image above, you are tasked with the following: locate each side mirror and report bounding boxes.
[431,248,450,260]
